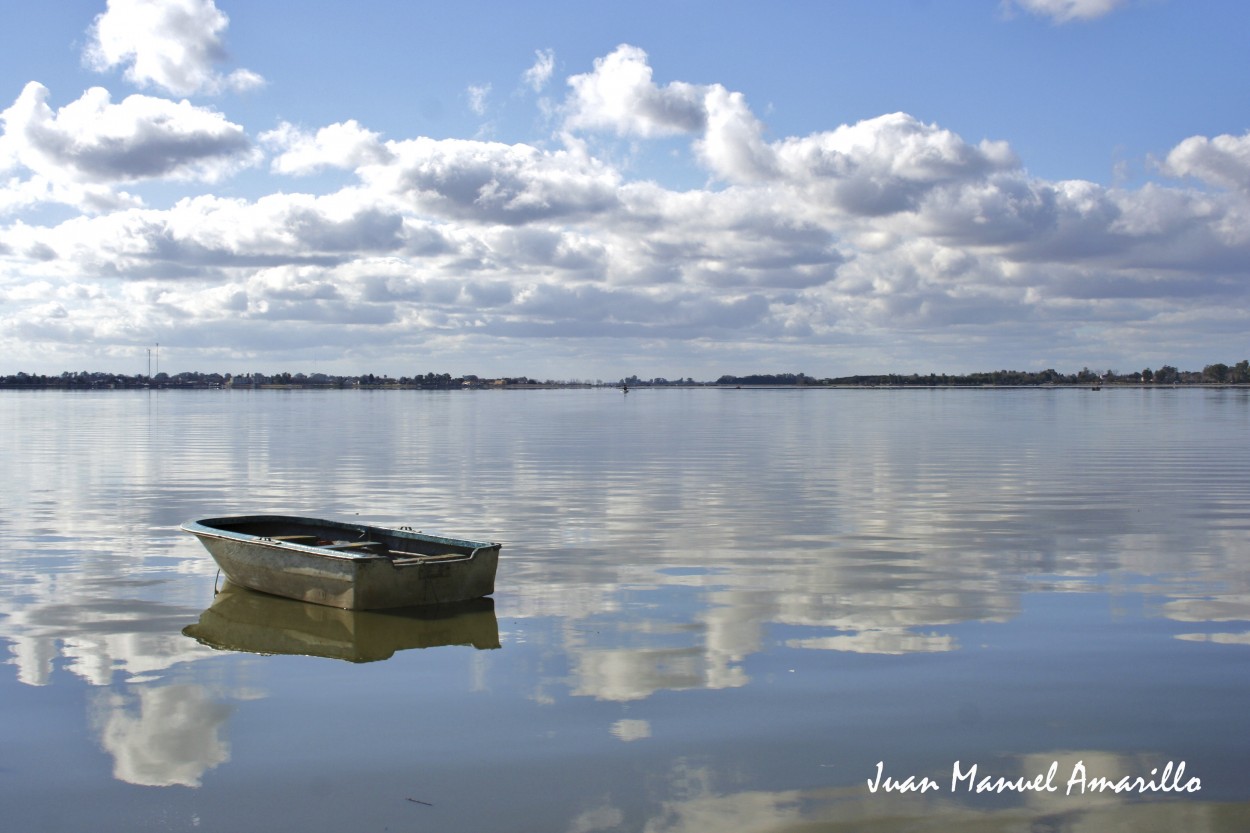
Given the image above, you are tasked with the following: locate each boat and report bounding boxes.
[181,515,501,610]
[184,582,499,661]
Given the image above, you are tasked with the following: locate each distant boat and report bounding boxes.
[183,582,499,661]
[182,515,501,610]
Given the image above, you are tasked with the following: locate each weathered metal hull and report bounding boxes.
[181,515,500,610]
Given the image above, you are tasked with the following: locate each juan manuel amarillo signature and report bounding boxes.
[867,760,1201,796]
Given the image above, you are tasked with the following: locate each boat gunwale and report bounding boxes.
[181,514,501,562]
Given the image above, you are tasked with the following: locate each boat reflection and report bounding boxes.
[183,581,499,661]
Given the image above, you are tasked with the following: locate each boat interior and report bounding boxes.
[208,518,476,560]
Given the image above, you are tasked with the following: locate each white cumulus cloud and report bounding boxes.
[564,44,708,137]
[0,82,255,211]
[773,112,1020,216]
[84,0,264,96]
[3,35,1250,377]
[359,137,623,225]
[262,120,392,176]
[1161,131,1250,195]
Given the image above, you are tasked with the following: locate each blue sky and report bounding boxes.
[1,0,1248,380]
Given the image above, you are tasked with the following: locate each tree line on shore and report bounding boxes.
[0,370,516,389]
[2,361,1249,390]
[716,362,1250,387]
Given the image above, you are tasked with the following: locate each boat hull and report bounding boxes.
[182,515,500,610]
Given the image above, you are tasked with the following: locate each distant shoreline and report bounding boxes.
[4,363,1246,390]
[3,381,1248,392]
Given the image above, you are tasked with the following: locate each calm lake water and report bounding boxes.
[3,387,1250,832]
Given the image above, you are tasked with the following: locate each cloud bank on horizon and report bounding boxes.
[0,0,1247,378]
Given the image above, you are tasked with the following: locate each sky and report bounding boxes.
[1,0,1248,380]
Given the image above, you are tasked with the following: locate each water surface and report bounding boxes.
[3,387,1249,831]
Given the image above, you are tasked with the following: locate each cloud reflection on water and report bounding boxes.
[91,684,232,788]
[576,753,1248,833]
[3,388,1250,819]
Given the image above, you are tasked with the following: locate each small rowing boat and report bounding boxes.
[181,514,501,610]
